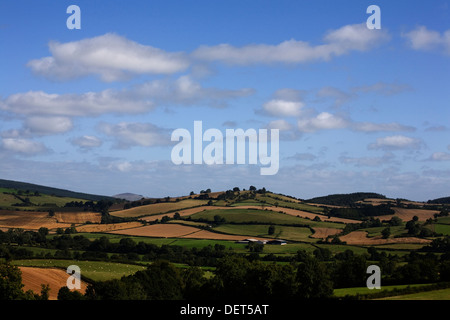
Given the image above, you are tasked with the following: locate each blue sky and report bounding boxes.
[0,0,449,201]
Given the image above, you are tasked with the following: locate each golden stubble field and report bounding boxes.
[19,267,88,300]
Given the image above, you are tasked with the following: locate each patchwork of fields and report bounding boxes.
[2,187,450,300]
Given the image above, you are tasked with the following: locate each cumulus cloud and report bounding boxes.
[352,122,416,133]
[0,76,253,119]
[28,33,190,82]
[402,26,450,54]
[0,89,155,117]
[99,122,171,149]
[286,153,317,161]
[192,23,390,65]
[429,152,450,161]
[25,116,73,134]
[262,100,304,117]
[368,135,423,150]
[1,138,48,155]
[259,89,306,117]
[298,112,349,132]
[71,135,103,149]
[134,75,254,108]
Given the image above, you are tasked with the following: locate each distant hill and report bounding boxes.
[0,179,116,202]
[113,193,145,201]
[427,196,450,204]
[306,192,387,206]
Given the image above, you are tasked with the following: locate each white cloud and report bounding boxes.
[353,82,412,96]
[0,89,155,117]
[1,138,48,155]
[0,76,253,119]
[429,152,450,161]
[99,122,171,149]
[262,99,304,117]
[368,135,422,150]
[352,122,416,133]
[28,33,190,81]
[71,135,103,149]
[286,153,317,161]
[266,119,294,131]
[298,112,349,132]
[192,23,389,65]
[402,26,450,54]
[134,75,254,108]
[25,116,73,134]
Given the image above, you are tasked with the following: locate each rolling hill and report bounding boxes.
[0,178,116,202]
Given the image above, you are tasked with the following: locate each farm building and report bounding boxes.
[267,239,287,245]
[235,239,268,245]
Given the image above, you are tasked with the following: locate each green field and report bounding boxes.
[377,288,450,300]
[0,188,89,210]
[190,208,342,228]
[436,216,450,225]
[256,194,324,213]
[360,225,406,238]
[213,224,315,242]
[12,259,147,282]
[333,283,434,298]
[429,224,450,236]
[73,232,249,250]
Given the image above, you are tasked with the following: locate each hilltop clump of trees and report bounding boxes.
[307,192,386,206]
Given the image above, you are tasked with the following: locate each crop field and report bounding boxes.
[75,221,144,233]
[0,210,72,230]
[375,207,440,222]
[339,231,432,245]
[111,199,208,218]
[310,227,342,239]
[19,266,88,300]
[13,259,147,282]
[55,211,102,224]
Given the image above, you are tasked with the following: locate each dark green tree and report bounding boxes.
[296,257,333,298]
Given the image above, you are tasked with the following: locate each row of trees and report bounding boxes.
[60,248,450,300]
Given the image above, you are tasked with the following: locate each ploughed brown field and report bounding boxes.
[55,211,102,224]
[75,221,144,233]
[339,231,432,245]
[19,267,88,300]
[310,227,342,239]
[0,210,72,230]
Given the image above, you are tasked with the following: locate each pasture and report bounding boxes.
[13,259,147,282]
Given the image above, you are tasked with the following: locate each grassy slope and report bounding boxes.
[12,259,146,282]
[190,208,344,229]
